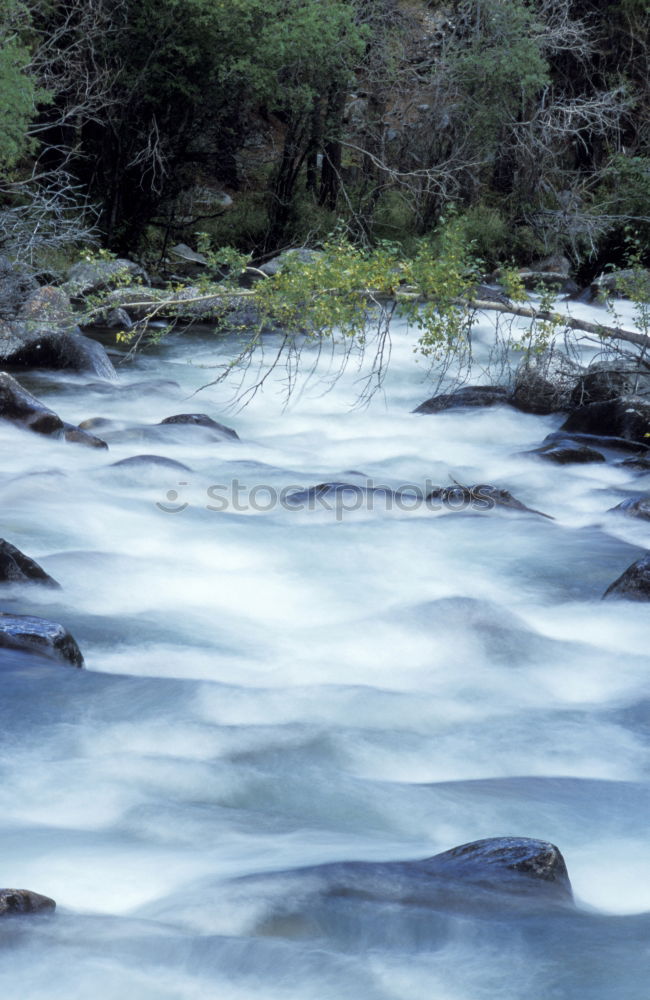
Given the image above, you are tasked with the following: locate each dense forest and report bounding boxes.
[0,0,648,280]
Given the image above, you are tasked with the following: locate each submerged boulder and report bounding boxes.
[159,413,239,440]
[527,440,606,464]
[0,613,84,666]
[413,385,511,414]
[241,837,573,931]
[110,454,192,472]
[0,889,55,917]
[0,540,60,587]
[603,555,650,601]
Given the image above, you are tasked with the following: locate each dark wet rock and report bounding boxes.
[0,371,64,435]
[0,539,60,587]
[285,482,397,508]
[413,385,511,414]
[569,360,650,408]
[159,413,239,440]
[243,837,573,922]
[608,497,650,520]
[618,456,650,472]
[603,555,650,601]
[528,440,606,464]
[0,888,56,916]
[110,454,192,472]
[541,430,648,454]
[512,350,584,415]
[64,257,148,298]
[0,257,38,320]
[62,423,109,449]
[0,613,84,666]
[426,484,554,518]
[561,396,650,444]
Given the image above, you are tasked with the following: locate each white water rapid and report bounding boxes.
[1,298,649,999]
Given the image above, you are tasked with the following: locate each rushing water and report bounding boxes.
[1,300,650,999]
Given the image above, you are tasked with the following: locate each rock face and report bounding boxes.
[512,350,584,415]
[0,613,84,666]
[0,371,64,435]
[604,556,650,600]
[0,540,60,587]
[413,385,511,414]
[0,888,56,916]
[159,413,239,439]
[561,396,650,444]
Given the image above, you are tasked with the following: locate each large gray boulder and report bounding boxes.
[64,257,148,298]
[0,613,84,666]
[259,248,323,277]
[0,285,116,377]
[591,268,650,300]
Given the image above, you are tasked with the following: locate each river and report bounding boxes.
[1,299,649,999]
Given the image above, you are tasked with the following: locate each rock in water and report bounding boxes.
[561,397,650,444]
[0,539,60,587]
[608,497,650,521]
[603,555,650,601]
[0,614,84,667]
[0,371,64,435]
[413,385,511,414]
[238,837,573,930]
[159,413,239,439]
[0,888,56,916]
